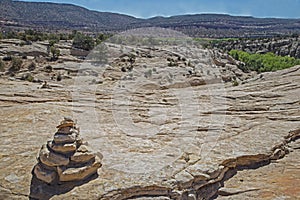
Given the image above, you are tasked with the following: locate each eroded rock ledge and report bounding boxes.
[100,128,300,200]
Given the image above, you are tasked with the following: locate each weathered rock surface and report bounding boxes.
[0,41,299,199]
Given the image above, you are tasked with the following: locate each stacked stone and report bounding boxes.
[33,117,102,184]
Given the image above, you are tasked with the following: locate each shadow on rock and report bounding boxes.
[29,173,98,200]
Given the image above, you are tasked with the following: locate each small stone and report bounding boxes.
[39,144,69,167]
[56,118,76,129]
[174,170,194,185]
[56,122,75,129]
[58,156,102,182]
[53,133,77,144]
[5,173,20,184]
[71,151,95,163]
[33,164,57,184]
[57,126,73,134]
[188,194,196,200]
[77,145,90,153]
[271,148,286,160]
[48,141,77,154]
[63,117,74,122]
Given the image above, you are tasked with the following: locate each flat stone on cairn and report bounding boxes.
[32,117,102,184]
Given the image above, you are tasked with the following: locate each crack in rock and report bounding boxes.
[100,128,300,200]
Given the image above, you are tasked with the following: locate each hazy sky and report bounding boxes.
[20,0,300,19]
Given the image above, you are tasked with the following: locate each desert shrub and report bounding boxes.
[144,69,152,78]
[50,46,60,61]
[229,50,300,72]
[232,80,239,86]
[72,32,95,51]
[3,55,12,61]
[21,73,34,82]
[0,60,5,72]
[56,73,62,81]
[168,61,178,67]
[28,62,36,71]
[44,65,53,72]
[8,57,23,73]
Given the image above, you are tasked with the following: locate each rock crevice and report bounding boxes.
[100,128,300,200]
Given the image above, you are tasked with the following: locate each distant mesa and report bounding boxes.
[0,0,300,37]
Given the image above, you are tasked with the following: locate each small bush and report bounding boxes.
[44,65,52,72]
[232,80,239,86]
[144,69,152,78]
[3,55,12,61]
[229,50,300,72]
[50,46,60,61]
[168,61,178,67]
[0,60,5,72]
[28,62,36,71]
[21,73,34,82]
[56,73,62,81]
[8,57,22,73]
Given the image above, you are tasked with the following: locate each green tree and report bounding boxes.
[72,32,95,51]
[50,46,60,61]
[229,50,300,72]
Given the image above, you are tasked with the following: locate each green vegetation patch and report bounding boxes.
[229,50,300,72]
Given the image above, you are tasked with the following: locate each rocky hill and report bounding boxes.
[1,0,300,37]
[0,0,141,31]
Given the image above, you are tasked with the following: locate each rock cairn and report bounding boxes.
[33,117,102,184]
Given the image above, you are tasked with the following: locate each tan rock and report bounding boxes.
[48,141,77,154]
[53,133,77,144]
[33,163,57,184]
[39,144,69,167]
[58,156,101,182]
[70,151,95,163]
[56,122,75,129]
[56,127,72,134]
[77,145,90,153]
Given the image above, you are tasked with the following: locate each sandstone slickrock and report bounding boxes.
[0,41,299,199]
[32,118,102,184]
